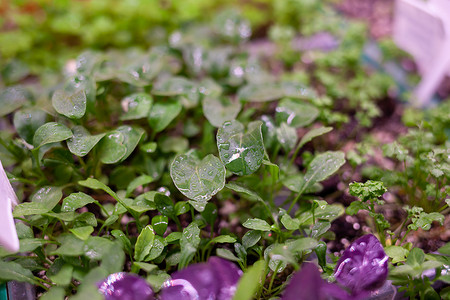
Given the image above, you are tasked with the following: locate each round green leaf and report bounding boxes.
[148,100,182,133]
[0,86,30,117]
[202,96,241,127]
[97,131,127,164]
[52,89,87,119]
[120,93,153,121]
[275,98,319,128]
[97,126,144,164]
[67,126,105,157]
[117,125,145,162]
[170,154,225,209]
[33,122,72,149]
[13,108,47,144]
[216,120,265,176]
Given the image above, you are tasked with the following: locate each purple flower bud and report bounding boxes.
[97,272,154,300]
[160,257,242,300]
[334,234,388,293]
[282,263,350,300]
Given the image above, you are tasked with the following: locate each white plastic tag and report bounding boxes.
[0,160,20,253]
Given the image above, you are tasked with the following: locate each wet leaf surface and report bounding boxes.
[33,122,72,149]
[202,96,241,127]
[67,126,105,157]
[217,120,264,176]
[170,154,225,210]
[52,89,87,119]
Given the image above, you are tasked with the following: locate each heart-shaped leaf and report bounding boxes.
[52,89,87,119]
[33,122,72,149]
[97,131,127,164]
[13,108,47,144]
[170,154,225,211]
[116,125,145,162]
[67,126,105,157]
[148,100,182,133]
[97,126,144,164]
[120,93,153,121]
[216,120,265,176]
[202,96,241,127]
[275,98,319,128]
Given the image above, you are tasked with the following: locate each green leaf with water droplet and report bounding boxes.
[154,193,176,220]
[202,96,241,127]
[13,108,47,144]
[97,126,144,164]
[148,100,182,133]
[13,186,63,217]
[242,230,262,249]
[217,120,265,176]
[280,214,300,230]
[61,192,96,212]
[243,218,271,231]
[33,122,72,149]
[275,98,319,128]
[120,93,153,120]
[117,125,145,162]
[97,130,127,164]
[179,222,201,268]
[52,89,86,119]
[134,225,155,262]
[151,215,169,236]
[276,122,298,151]
[67,126,105,157]
[300,151,345,193]
[170,154,225,211]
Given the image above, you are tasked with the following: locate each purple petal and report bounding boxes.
[160,257,242,300]
[334,234,388,293]
[282,263,350,300]
[97,273,154,300]
[208,257,242,300]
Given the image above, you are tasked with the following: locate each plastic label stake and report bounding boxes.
[393,0,450,107]
[0,160,19,253]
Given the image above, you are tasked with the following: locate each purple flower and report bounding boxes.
[97,272,154,300]
[334,234,388,294]
[282,263,350,300]
[160,257,242,300]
